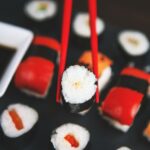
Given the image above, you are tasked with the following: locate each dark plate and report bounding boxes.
[0,0,150,150]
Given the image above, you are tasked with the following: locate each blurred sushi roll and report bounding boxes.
[117,146,131,150]
[78,51,113,91]
[99,67,150,132]
[24,0,57,22]
[51,123,90,150]
[143,121,150,141]
[72,12,105,49]
[118,30,149,57]
[61,65,97,115]
[14,56,55,98]
[0,103,38,149]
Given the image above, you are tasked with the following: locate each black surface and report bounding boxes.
[0,0,150,150]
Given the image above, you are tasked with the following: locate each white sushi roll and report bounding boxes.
[118,30,150,56]
[73,13,105,38]
[51,123,90,150]
[61,65,97,114]
[117,146,131,150]
[24,0,57,21]
[0,103,38,138]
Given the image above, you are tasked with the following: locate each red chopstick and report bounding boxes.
[88,0,99,103]
[56,0,73,103]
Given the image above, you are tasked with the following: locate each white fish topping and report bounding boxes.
[73,13,105,37]
[1,103,38,138]
[62,65,97,104]
[118,30,149,56]
[24,0,57,21]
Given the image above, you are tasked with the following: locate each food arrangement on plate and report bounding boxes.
[0,0,150,150]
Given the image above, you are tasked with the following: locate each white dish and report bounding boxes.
[0,22,33,97]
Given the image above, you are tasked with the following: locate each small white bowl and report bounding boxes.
[0,22,33,97]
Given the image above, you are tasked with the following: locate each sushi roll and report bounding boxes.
[72,12,105,49]
[51,123,90,150]
[78,51,113,91]
[118,30,149,57]
[117,146,131,150]
[14,56,54,98]
[0,103,38,149]
[24,0,57,22]
[143,121,150,141]
[99,67,150,132]
[61,65,97,115]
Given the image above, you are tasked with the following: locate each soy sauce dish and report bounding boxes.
[0,22,33,97]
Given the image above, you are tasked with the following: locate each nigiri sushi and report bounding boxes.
[72,12,105,49]
[24,0,57,22]
[99,67,150,132]
[61,65,97,115]
[78,51,113,91]
[51,123,90,150]
[0,103,38,149]
[14,56,54,98]
[118,30,149,57]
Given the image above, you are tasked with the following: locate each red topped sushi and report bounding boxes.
[99,67,150,132]
[14,56,54,98]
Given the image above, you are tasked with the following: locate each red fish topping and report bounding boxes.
[64,134,79,148]
[9,109,24,130]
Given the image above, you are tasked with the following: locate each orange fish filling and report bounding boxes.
[9,109,24,130]
[144,122,150,138]
[78,51,112,76]
[64,134,79,148]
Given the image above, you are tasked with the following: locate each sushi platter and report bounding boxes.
[0,0,150,150]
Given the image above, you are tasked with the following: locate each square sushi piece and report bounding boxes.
[78,51,113,91]
[14,56,54,98]
[100,67,150,132]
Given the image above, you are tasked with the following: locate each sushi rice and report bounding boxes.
[51,123,90,150]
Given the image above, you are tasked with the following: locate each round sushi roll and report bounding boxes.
[117,146,131,150]
[24,0,57,22]
[0,103,39,149]
[78,51,113,91]
[51,123,90,150]
[61,65,97,115]
[118,30,149,57]
[72,12,105,49]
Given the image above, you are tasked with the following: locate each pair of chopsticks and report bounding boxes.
[56,0,99,103]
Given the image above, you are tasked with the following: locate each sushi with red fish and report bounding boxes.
[14,56,54,98]
[99,67,150,132]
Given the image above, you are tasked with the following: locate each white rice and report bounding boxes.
[51,123,90,150]
[118,30,149,56]
[24,0,57,21]
[117,146,131,150]
[73,13,105,38]
[98,67,112,91]
[1,103,38,138]
[61,65,97,104]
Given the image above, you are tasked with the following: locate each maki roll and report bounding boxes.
[0,103,38,149]
[51,123,90,150]
[99,67,150,132]
[117,147,131,150]
[78,51,113,91]
[61,65,97,115]
[118,30,149,57]
[14,56,54,98]
[143,121,150,141]
[24,0,57,22]
[72,12,105,49]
